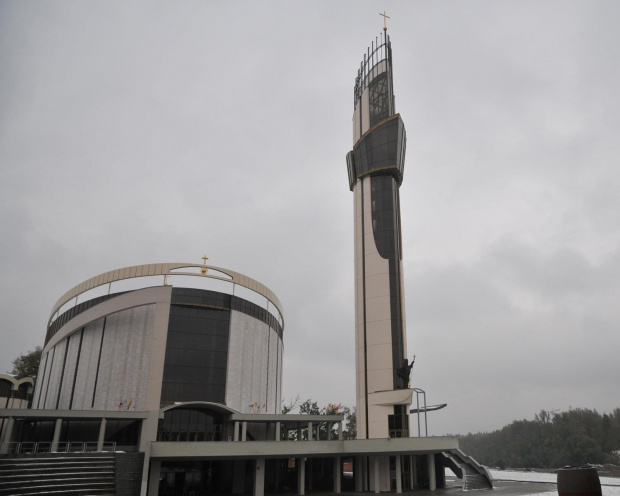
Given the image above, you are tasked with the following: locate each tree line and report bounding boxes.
[459,408,620,469]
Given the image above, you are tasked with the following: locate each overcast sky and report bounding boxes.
[2,1,619,436]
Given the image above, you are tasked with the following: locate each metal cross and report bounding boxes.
[202,255,209,265]
[380,11,390,31]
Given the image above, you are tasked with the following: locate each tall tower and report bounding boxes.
[346,32,410,441]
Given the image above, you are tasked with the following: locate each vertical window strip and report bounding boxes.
[91,317,107,408]
[69,328,84,409]
[42,347,56,409]
[35,352,49,409]
[265,324,270,411]
[55,336,70,409]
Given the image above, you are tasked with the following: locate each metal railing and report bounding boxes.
[354,31,391,106]
[0,441,116,454]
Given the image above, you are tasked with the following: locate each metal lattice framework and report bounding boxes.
[353,31,392,107]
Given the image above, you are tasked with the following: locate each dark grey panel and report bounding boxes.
[369,72,390,128]
[371,175,407,389]
[350,115,406,186]
[45,292,127,345]
[161,304,231,406]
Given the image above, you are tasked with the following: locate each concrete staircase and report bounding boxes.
[442,449,494,490]
[0,453,116,496]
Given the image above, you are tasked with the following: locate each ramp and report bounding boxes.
[442,449,493,490]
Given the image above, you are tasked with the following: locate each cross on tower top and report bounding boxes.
[379,11,390,31]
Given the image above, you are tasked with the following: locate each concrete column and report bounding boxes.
[307,422,313,440]
[0,417,14,453]
[234,421,240,441]
[355,456,363,492]
[373,456,380,494]
[297,458,305,495]
[395,456,402,494]
[254,458,265,496]
[97,418,107,451]
[297,426,302,441]
[275,421,281,441]
[338,421,343,440]
[139,411,161,496]
[410,455,416,490]
[51,418,62,452]
[428,453,436,491]
[241,421,248,441]
[147,459,161,496]
[333,457,341,493]
[327,422,332,440]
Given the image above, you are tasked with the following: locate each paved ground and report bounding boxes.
[292,477,559,496]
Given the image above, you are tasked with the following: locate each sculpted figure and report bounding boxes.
[396,357,415,388]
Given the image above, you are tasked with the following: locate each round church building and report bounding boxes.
[32,263,284,416]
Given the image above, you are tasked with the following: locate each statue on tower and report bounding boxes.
[396,356,415,389]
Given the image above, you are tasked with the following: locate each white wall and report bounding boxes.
[225,310,282,414]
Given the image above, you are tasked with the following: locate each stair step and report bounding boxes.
[0,471,114,480]
[0,453,119,496]
[4,491,115,496]
[0,477,114,487]
[0,481,115,492]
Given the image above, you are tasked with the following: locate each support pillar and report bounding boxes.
[373,456,380,494]
[428,453,436,491]
[0,417,14,453]
[395,455,402,493]
[333,457,341,493]
[139,411,161,496]
[241,421,247,441]
[147,459,161,496]
[254,458,265,496]
[338,421,343,440]
[297,426,302,441]
[297,458,305,495]
[234,421,240,441]
[355,456,363,492]
[307,422,313,440]
[275,421,281,441]
[51,418,62,452]
[97,418,107,451]
[410,455,416,490]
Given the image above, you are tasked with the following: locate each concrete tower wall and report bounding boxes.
[348,33,410,441]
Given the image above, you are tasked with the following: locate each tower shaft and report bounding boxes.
[346,33,409,440]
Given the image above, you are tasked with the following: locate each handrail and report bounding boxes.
[0,441,117,454]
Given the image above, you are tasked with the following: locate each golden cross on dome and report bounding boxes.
[201,255,208,274]
[202,255,208,265]
[380,11,390,31]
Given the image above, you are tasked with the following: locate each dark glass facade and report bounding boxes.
[348,115,406,190]
[0,380,12,399]
[161,304,230,405]
[369,72,390,127]
[157,407,224,442]
[161,288,282,406]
